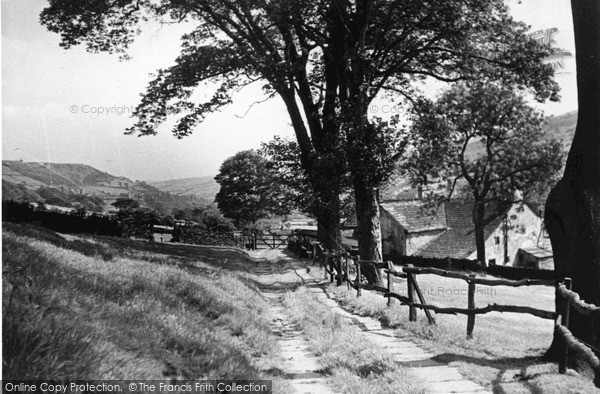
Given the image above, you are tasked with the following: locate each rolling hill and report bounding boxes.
[150,176,220,204]
[2,161,200,215]
[544,110,577,149]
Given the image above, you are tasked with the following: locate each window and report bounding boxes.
[494,236,500,245]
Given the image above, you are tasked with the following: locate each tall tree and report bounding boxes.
[544,0,600,382]
[214,150,288,226]
[41,0,558,262]
[405,82,564,265]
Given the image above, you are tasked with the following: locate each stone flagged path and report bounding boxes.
[294,267,492,394]
[268,299,336,394]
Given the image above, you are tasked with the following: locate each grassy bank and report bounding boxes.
[284,286,426,394]
[2,223,285,388]
[327,273,599,393]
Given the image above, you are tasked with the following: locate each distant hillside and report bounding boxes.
[150,176,219,205]
[3,161,121,190]
[2,161,199,215]
[544,110,577,149]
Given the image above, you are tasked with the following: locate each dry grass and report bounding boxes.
[2,223,288,389]
[284,287,427,394]
[328,273,600,393]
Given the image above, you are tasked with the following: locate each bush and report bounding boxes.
[172,212,240,247]
[3,200,121,236]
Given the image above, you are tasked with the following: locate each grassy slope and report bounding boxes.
[328,273,599,393]
[2,223,286,388]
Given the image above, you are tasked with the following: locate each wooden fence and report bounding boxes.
[556,278,600,376]
[310,242,600,378]
[384,254,556,281]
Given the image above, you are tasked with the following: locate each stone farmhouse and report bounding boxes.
[380,200,554,269]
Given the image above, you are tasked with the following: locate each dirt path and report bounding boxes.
[250,250,336,393]
[249,249,491,393]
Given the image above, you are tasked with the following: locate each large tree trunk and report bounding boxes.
[354,178,384,285]
[316,196,343,251]
[473,200,487,267]
[278,89,344,253]
[544,0,600,383]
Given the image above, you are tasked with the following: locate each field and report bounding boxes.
[327,269,600,393]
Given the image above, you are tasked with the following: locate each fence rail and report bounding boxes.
[556,278,600,376]
[349,262,559,338]
[308,242,599,380]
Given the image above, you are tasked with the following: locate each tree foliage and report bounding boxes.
[404,81,565,263]
[259,137,314,214]
[214,150,289,226]
[112,198,157,240]
[260,136,358,219]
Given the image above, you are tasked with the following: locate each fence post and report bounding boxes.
[357,262,362,297]
[329,253,334,283]
[559,277,572,374]
[387,261,394,307]
[345,258,350,290]
[336,254,343,286]
[407,265,417,321]
[466,274,476,339]
[323,252,328,280]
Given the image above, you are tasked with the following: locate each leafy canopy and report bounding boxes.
[404,81,565,205]
[41,0,558,146]
[214,150,289,226]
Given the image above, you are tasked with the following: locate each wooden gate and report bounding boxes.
[253,233,292,249]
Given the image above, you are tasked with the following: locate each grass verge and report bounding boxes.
[284,286,426,394]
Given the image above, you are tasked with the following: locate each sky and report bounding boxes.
[1,0,578,182]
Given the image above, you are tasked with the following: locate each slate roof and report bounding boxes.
[380,201,448,233]
[519,246,553,260]
[382,200,511,259]
[416,201,510,259]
